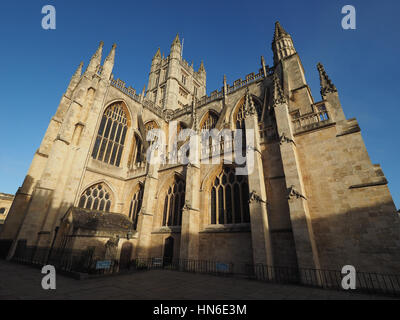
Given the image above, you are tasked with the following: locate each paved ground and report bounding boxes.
[0,260,393,300]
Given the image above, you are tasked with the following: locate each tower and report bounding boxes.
[146,34,206,111]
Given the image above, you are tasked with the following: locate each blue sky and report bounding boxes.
[0,0,399,208]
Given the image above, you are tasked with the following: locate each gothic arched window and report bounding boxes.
[200,111,218,130]
[78,183,112,212]
[145,120,160,148]
[132,134,143,165]
[200,111,219,157]
[162,177,186,227]
[92,102,128,167]
[235,96,263,129]
[210,166,250,225]
[129,184,144,230]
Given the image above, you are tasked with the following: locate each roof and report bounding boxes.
[0,193,14,200]
[64,207,134,232]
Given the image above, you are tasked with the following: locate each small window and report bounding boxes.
[317,105,329,121]
[129,184,144,230]
[0,208,6,215]
[182,74,187,86]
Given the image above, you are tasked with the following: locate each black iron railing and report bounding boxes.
[245,264,400,297]
[7,245,400,297]
[130,258,234,276]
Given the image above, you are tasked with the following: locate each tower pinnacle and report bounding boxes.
[317,63,337,97]
[153,48,161,60]
[199,60,205,73]
[172,33,181,46]
[66,61,84,96]
[102,43,117,80]
[86,41,104,74]
[271,22,296,65]
[274,21,289,41]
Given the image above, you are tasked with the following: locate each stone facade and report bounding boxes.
[0,193,14,232]
[1,22,399,274]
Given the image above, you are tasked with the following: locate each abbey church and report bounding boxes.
[1,22,399,274]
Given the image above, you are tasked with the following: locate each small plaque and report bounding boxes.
[216,263,229,272]
[96,260,112,270]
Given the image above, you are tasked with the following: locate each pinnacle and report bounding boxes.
[172,33,180,46]
[274,21,289,41]
[317,62,337,95]
[154,47,161,59]
[199,60,205,72]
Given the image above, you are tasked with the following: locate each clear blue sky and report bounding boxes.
[0,0,399,208]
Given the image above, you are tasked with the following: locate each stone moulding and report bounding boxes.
[293,119,335,136]
[336,118,361,137]
[152,226,182,234]
[200,224,251,233]
[349,178,388,190]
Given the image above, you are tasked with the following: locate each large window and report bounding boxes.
[200,111,219,157]
[92,102,128,167]
[129,184,144,230]
[78,183,112,212]
[235,96,262,129]
[145,120,160,147]
[162,177,186,227]
[200,111,218,130]
[210,166,250,225]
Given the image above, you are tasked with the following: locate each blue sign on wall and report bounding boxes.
[96,260,112,270]
[216,263,229,272]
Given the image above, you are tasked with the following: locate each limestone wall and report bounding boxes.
[296,124,400,274]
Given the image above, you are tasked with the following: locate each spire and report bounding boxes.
[274,21,289,41]
[273,73,287,106]
[101,43,117,80]
[86,41,104,74]
[261,56,267,76]
[170,33,182,59]
[141,84,146,102]
[73,61,84,78]
[153,47,161,60]
[104,43,116,64]
[172,33,181,46]
[142,84,146,96]
[199,60,205,73]
[66,61,84,96]
[223,75,227,96]
[317,63,337,97]
[271,22,296,65]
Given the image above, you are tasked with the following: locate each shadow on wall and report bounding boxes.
[305,200,400,275]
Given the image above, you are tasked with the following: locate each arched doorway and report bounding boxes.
[119,242,133,269]
[163,237,174,266]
